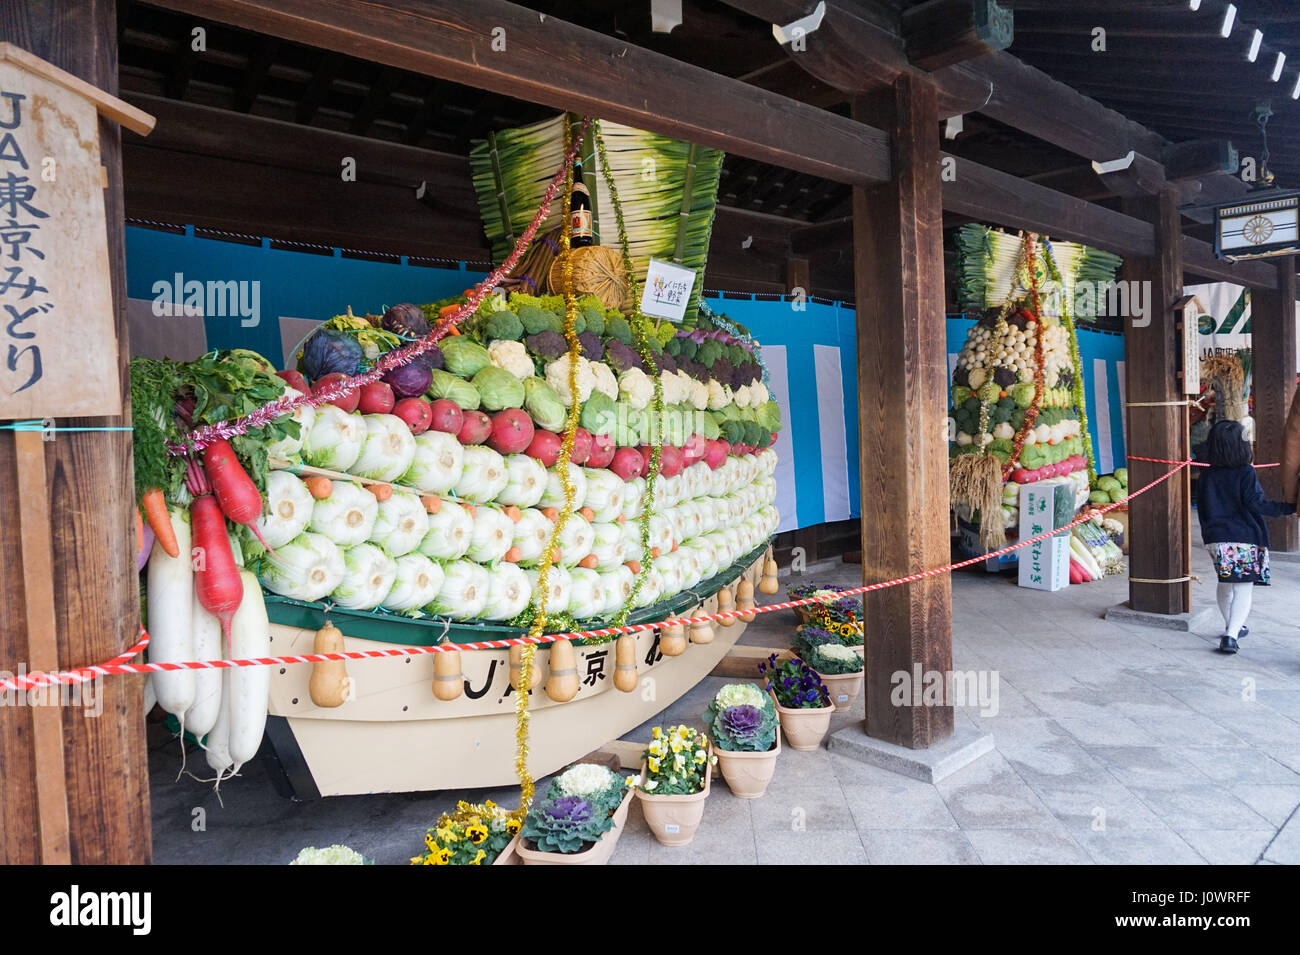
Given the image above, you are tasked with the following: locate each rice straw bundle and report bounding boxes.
[950,453,1006,551]
[1201,352,1246,421]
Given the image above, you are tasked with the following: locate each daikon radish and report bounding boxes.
[184,593,224,739]
[227,570,271,772]
[204,669,234,781]
[146,506,196,723]
[142,674,157,716]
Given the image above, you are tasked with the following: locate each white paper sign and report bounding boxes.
[640,258,696,323]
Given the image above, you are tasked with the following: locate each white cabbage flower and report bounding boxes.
[487,339,533,380]
[589,361,619,400]
[545,353,595,407]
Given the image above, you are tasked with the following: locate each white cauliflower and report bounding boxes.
[675,369,694,403]
[487,339,533,380]
[590,361,618,400]
[734,384,752,409]
[659,370,682,406]
[618,367,654,410]
[545,354,595,407]
[750,381,769,405]
[689,379,708,411]
[706,378,731,411]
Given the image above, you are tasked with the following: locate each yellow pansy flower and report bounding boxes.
[506,817,521,835]
[652,727,662,739]
[470,849,486,865]
[466,823,489,845]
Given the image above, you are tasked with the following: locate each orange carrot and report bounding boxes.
[579,507,595,522]
[135,506,143,553]
[542,507,559,521]
[578,553,599,569]
[503,505,521,522]
[624,560,641,575]
[504,547,523,563]
[141,488,179,558]
[615,513,626,525]
[421,494,442,514]
[651,547,661,559]
[461,502,476,517]
[367,483,393,501]
[438,304,460,319]
[304,476,333,499]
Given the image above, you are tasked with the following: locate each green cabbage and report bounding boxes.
[428,368,481,411]
[579,391,617,436]
[522,376,567,431]
[472,365,526,411]
[441,337,491,377]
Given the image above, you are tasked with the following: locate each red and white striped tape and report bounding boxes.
[1127,455,1279,468]
[0,458,1193,694]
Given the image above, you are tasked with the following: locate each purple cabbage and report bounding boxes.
[301,328,362,380]
[383,361,433,398]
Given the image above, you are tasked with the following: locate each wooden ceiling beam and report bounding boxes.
[148,0,892,186]
[236,34,278,112]
[903,0,1014,71]
[294,49,339,125]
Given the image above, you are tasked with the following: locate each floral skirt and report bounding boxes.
[1207,542,1270,585]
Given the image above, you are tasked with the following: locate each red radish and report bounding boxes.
[358,381,396,415]
[703,439,728,470]
[525,429,562,467]
[1010,468,1033,484]
[429,398,464,435]
[587,433,616,469]
[610,447,643,481]
[394,396,433,434]
[457,410,492,446]
[487,409,534,455]
[635,446,655,478]
[190,493,244,642]
[659,445,684,478]
[570,427,593,465]
[312,372,360,412]
[201,439,276,553]
[276,369,309,393]
[682,433,706,463]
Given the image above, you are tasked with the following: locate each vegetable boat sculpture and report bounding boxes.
[133,295,782,797]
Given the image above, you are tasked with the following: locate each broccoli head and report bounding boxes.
[518,304,561,336]
[577,331,604,361]
[604,313,633,345]
[524,330,567,360]
[580,302,606,336]
[484,310,524,342]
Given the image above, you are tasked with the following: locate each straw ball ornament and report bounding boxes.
[548,245,632,312]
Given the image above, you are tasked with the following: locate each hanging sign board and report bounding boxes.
[1214,191,1300,262]
[0,45,153,419]
[640,258,697,323]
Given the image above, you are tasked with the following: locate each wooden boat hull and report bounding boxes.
[263,555,764,796]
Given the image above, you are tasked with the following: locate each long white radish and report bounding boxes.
[205,668,234,779]
[142,674,157,716]
[146,506,196,722]
[184,595,224,739]
[227,569,271,772]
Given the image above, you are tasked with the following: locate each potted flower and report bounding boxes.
[289,844,370,865]
[793,628,865,711]
[516,763,634,865]
[704,682,781,799]
[410,799,522,866]
[633,724,714,847]
[758,653,835,751]
[788,584,864,650]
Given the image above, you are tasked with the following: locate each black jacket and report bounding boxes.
[1195,464,1295,548]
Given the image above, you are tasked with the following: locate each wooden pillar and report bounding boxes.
[852,74,953,749]
[1122,188,1190,614]
[0,0,152,863]
[1251,258,1298,552]
[786,256,811,296]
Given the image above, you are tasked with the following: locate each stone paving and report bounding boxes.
[149,536,1300,865]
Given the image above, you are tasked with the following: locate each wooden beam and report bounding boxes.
[934,51,1168,164]
[942,153,1156,257]
[1180,236,1277,289]
[786,256,811,294]
[853,75,953,749]
[1250,259,1299,552]
[1123,188,1190,615]
[149,0,892,186]
[903,0,1014,71]
[0,0,152,865]
[1092,150,1165,198]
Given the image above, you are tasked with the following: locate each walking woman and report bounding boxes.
[1196,419,1297,654]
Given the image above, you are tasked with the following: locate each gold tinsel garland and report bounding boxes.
[512,117,588,810]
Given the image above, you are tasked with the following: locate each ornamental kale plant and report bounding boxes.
[704,684,778,752]
[791,626,842,657]
[804,642,864,676]
[758,653,831,709]
[521,795,615,854]
[546,762,626,816]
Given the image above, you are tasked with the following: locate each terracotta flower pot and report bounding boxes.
[770,691,835,751]
[634,758,712,847]
[817,669,864,712]
[515,788,635,866]
[711,728,781,799]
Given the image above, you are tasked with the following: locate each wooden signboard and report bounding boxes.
[0,44,151,418]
